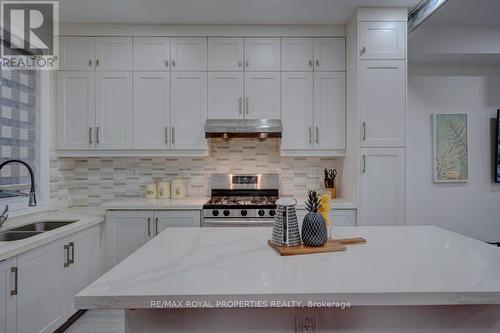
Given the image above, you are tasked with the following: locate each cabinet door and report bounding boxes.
[106,211,153,268]
[170,38,207,71]
[171,72,207,150]
[244,38,280,71]
[281,72,313,150]
[244,72,280,120]
[359,148,405,226]
[133,37,170,71]
[95,71,133,149]
[360,60,406,147]
[208,38,244,71]
[208,72,244,119]
[59,37,95,70]
[133,72,171,149]
[359,22,406,60]
[154,210,201,235]
[313,38,345,71]
[0,258,16,333]
[57,71,96,150]
[281,38,313,71]
[314,72,345,150]
[17,240,66,333]
[330,210,356,227]
[63,225,101,321]
[95,37,133,70]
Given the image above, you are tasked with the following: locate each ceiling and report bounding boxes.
[420,0,500,27]
[58,0,419,24]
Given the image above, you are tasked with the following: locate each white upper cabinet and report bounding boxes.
[57,71,96,150]
[133,37,170,70]
[359,147,405,226]
[170,38,207,71]
[133,72,171,149]
[244,38,281,71]
[281,38,314,71]
[59,37,95,70]
[95,71,133,149]
[0,258,16,333]
[208,72,244,119]
[171,72,207,150]
[313,38,345,71]
[95,37,133,70]
[359,22,406,59]
[244,72,281,120]
[360,60,406,147]
[281,72,314,149]
[208,38,244,71]
[314,71,345,150]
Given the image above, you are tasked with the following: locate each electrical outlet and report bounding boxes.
[295,313,318,333]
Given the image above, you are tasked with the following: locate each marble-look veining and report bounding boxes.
[76,226,500,308]
[0,207,104,261]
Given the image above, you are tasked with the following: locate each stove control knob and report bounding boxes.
[212,210,219,217]
[241,209,248,217]
[223,209,230,216]
[258,209,265,217]
[269,209,276,217]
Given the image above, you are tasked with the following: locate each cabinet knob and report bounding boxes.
[238,60,242,67]
[88,59,92,66]
[172,60,176,67]
[245,59,249,68]
[362,155,367,173]
[361,46,366,54]
[96,59,99,66]
[309,60,313,67]
[165,59,169,67]
[315,59,319,67]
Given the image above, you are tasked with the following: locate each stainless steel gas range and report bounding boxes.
[203,174,279,227]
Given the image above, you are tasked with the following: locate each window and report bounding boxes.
[0,67,41,207]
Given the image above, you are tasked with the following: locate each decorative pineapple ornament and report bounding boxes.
[301,190,328,247]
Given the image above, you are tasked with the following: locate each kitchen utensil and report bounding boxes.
[171,179,187,199]
[271,197,301,247]
[157,180,171,199]
[267,237,366,256]
[324,168,338,199]
[145,183,157,199]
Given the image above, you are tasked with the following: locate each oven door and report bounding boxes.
[203,218,274,227]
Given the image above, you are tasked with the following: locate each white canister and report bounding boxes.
[171,179,187,199]
[157,181,171,199]
[145,182,157,199]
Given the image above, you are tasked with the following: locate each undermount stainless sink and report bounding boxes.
[8,220,79,232]
[0,220,80,241]
[0,231,44,241]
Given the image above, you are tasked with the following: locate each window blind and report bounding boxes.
[0,67,38,197]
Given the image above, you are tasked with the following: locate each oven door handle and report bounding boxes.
[203,219,274,227]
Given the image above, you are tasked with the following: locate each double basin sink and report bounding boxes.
[0,220,79,242]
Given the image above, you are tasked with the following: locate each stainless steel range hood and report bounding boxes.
[204,119,282,139]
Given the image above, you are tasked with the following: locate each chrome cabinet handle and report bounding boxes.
[164,127,168,144]
[315,127,319,143]
[165,59,169,67]
[155,217,159,236]
[171,127,175,144]
[362,121,367,141]
[309,60,313,67]
[96,127,100,144]
[88,59,92,66]
[171,59,176,67]
[10,267,18,296]
[245,59,249,68]
[96,59,99,66]
[309,127,312,144]
[361,46,366,54]
[362,155,367,173]
[246,97,249,114]
[89,127,92,144]
[239,97,242,114]
[69,242,75,265]
[147,217,151,236]
[238,60,242,67]
[64,244,70,267]
[315,59,319,67]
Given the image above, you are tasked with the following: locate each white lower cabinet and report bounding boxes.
[105,210,201,268]
[296,209,356,229]
[359,148,406,226]
[0,257,17,333]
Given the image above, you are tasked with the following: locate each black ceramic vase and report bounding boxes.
[301,212,328,247]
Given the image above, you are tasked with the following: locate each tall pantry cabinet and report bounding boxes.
[348,9,407,226]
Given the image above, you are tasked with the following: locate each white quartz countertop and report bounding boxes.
[75,226,500,309]
[102,197,209,210]
[0,207,104,261]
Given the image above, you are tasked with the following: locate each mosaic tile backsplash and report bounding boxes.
[50,139,341,207]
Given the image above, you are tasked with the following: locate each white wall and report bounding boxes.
[407,64,500,242]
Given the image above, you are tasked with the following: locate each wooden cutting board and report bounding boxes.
[267,238,366,256]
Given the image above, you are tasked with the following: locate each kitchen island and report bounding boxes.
[76,226,500,332]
